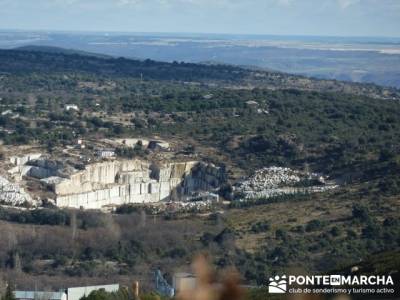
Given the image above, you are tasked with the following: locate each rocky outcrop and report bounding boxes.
[8,153,44,180]
[10,153,42,166]
[9,158,74,181]
[183,162,225,193]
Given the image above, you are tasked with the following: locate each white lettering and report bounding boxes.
[277,274,394,290]
[342,276,352,285]
[289,276,297,285]
[360,276,367,285]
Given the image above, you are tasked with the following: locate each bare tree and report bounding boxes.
[6,224,17,252]
[0,275,7,297]
[140,209,147,228]
[13,252,21,273]
[70,210,77,241]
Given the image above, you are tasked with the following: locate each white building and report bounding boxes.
[97,149,115,158]
[14,284,119,300]
[76,139,85,149]
[14,291,67,300]
[65,104,79,112]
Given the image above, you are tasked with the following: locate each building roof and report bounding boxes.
[14,291,65,300]
[174,272,196,278]
[67,284,119,291]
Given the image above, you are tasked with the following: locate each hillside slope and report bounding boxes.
[0,48,399,292]
[0,48,398,100]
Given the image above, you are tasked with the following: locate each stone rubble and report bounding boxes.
[0,176,33,205]
[235,166,337,200]
[166,200,215,212]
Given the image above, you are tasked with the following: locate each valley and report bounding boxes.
[0,47,399,295]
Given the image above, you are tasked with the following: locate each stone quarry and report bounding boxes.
[1,153,338,209]
[52,160,224,209]
[5,153,225,209]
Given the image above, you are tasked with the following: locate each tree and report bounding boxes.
[141,293,162,300]
[13,252,21,273]
[275,228,288,241]
[3,283,16,300]
[362,221,381,239]
[70,210,77,241]
[305,220,324,232]
[330,226,342,237]
[0,278,7,300]
[219,184,233,200]
[352,205,370,222]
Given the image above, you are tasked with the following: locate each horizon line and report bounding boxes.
[1,27,400,40]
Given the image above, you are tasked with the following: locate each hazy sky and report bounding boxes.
[0,0,399,37]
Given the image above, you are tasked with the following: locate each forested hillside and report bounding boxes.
[0,49,399,293]
[1,48,399,99]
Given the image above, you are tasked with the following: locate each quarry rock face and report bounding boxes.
[9,153,42,166]
[9,157,74,181]
[5,155,225,209]
[52,160,224,209]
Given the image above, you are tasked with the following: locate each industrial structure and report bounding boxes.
[154,270,175,298]
[14,284,119,300]
[154,270,197,297]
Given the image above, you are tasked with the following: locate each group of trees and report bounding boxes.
[78,288,198,300]
[0,284,15,300]
[0,50,249,83]
[0,208,111,228]
[0,194,398,291]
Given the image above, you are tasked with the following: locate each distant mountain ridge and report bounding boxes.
[1,47,399,100]
[15,45,112,59]
[2,31,400,88]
